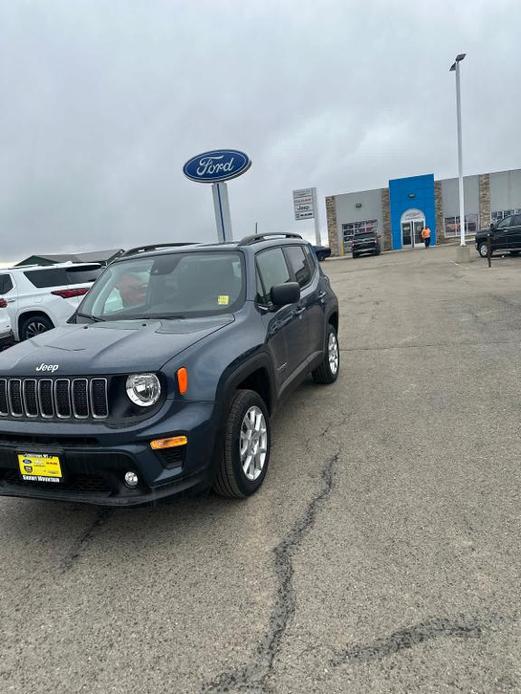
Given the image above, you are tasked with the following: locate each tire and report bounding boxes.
[312,324,340,385]
[352,252,358,259]
[20,314,54,341]
[478,243,489,258]
[213,389,271,498]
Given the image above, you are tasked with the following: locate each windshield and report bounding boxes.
[353,231,376,240]
[77,251,245,321]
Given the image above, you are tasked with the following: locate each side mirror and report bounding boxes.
[270,282,300,307]
[490,223,495,231]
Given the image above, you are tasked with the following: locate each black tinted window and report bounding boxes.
[65,266,102,284]
[25,269,68,288]
[0,275,13,294]
[496,217,512,229]
[511,215,521,226]
[256,248,291,303]
[285,245,312,287]
[24,266,101,288]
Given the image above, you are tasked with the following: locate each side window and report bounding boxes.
[256,248,291,304]
[511,214,521,226]
[0,275,13,295]
[24,269,68,288]
[284,245,312,288]
[497,217,512,230]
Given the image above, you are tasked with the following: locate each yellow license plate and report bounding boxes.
[18,453,62,483]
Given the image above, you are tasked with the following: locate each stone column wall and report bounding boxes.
[434,180,447,244]
[479,174,491,229]
[326,196,341,255]
[381,188,391,250]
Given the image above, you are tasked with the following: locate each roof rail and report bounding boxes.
[120,243,198,258]
[238,232,303,246]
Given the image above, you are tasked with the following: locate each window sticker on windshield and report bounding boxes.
[217,295,230,306]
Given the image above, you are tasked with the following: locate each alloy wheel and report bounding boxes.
[328,332,339,375]
[240,406,268,481]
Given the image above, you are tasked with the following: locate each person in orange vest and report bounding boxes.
[421,225,431,248]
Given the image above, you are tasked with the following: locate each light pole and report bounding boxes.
[450,53,466,248]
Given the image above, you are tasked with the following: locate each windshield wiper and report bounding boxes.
[135,313,186,320]
[75,311,105,323]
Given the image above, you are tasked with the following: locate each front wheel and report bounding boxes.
[213,389,271,498]
[20,315,54,341]
[478,243,489,258]
[312,324,340,384]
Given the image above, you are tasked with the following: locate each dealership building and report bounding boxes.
[325,167,521,255]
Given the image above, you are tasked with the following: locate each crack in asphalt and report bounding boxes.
[60,508,113,573]
[204,442,340,693]
[329,612,508,666]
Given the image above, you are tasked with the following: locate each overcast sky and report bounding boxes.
[1,0,520,261]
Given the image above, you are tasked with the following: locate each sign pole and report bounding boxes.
[312,188,321,245]
[212,182,232,242]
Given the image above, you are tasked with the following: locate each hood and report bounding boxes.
[0,316,234,376]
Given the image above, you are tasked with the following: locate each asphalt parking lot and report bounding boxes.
[1,244,521,693]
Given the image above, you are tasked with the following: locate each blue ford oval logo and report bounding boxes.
[183,149,251,183]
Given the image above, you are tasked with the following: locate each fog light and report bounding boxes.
[124,471,139,488]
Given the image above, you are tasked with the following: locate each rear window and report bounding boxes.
[24,265,102,288]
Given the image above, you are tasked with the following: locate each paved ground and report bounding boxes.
[1,245,521,693]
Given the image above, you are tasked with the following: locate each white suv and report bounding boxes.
[0,263,102,342]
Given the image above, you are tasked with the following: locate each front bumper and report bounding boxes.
[0,401,219,506]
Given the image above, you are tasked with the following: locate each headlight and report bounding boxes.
[126,373,161,407]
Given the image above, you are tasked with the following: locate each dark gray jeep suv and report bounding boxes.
[0,234,339,506]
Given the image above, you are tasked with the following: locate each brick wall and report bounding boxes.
[479,174,491,229]
[381,189,391,250]
[434,180,449,244]
[326,196,341,255]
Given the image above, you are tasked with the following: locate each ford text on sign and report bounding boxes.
[183,150,251,183]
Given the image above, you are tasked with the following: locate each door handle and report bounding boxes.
[294,306,305,316]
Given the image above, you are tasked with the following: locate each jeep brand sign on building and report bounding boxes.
[183,150,251,184]
[183,149,252,244]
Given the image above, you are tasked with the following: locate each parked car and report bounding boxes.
[475,214,521,257]
[351,230,381,258]
[0,263,103,342]
[312,245,331,261]
[0,234,339,507]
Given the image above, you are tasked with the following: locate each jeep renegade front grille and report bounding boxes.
[0,378,109,420]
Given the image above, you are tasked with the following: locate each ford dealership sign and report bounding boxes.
[183,149,251,183]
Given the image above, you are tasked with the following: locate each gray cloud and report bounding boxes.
[0,0,520,260]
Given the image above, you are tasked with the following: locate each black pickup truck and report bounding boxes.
[351,230,381,258]
[0,234,339,506]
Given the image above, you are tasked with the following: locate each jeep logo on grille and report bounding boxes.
[35,363,59,373]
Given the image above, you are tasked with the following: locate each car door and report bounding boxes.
[508,214,521,249]
[255,247,301,389]
[283,244,324,365]
[0,273,16,335]
[492,216,512,251]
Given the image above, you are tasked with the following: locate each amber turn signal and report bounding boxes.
[177,367,189,395]
[150,436,188,450]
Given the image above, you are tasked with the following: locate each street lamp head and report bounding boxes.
[455,53,466,62]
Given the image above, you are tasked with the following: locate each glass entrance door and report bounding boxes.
[401,219,424,248]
